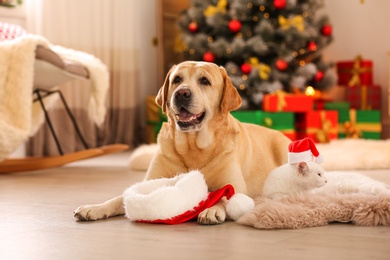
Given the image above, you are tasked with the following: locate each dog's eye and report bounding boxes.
[317,172,322,177]
[199,77,210,86]
[173,76,182,84]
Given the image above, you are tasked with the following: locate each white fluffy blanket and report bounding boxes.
[317,139,390,170]
[0,34,109,161]
[128,139,390,171]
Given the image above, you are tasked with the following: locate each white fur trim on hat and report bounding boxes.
[288,150,313,164]
[315,154,324,164]
[226,193,255,221]
[123,170,208,221]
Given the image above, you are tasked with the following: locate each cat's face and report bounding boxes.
[297,161,327,189]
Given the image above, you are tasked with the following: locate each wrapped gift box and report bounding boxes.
[338,109,382,139]
[313,100,350,110]
[324,101,350,111]
[146,96,167,143]
[316,101,350,138]
[337,56,373,86]
[295,110,338,143]
[319,102,350,138]
[230,110,263,124]
[313,99,331,110]
[231,110,297,141]
[262,92,313,112]
[345,85,381,110]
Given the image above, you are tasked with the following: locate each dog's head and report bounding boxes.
[156,61,242,132]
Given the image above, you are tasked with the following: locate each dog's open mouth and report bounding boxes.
[175,107,205,128]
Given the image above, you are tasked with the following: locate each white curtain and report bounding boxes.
[24,0,156,155]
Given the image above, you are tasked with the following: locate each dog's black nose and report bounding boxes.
[175,88,191,104]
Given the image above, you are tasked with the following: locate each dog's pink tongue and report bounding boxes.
[178,108,203,122]
[178,108,193,120]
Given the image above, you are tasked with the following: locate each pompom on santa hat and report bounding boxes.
[288,137,324,164]
[123,170,254,224]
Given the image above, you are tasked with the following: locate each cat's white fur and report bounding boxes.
[263,161,390,199]
[262,161,327,199]
[315,171,390,195]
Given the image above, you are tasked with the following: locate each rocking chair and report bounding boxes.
[0,45,128,173]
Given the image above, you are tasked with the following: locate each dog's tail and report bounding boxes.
[128,144,158,171]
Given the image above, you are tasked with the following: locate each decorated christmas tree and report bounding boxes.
[177,0,337,109]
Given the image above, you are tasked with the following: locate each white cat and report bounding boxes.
[315,171,390,195]
[263,161,390,199]
[262,161,327,199]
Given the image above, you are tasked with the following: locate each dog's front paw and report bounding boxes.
[197,207,226,225]
[73,204,109,221]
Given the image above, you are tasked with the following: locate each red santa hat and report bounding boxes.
[123,170,254,224]
[288,137,324,164]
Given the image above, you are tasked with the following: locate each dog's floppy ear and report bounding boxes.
[219,67,242,114]
[156,65,176,114]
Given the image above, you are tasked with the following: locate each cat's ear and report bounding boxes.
[297,162,309,175]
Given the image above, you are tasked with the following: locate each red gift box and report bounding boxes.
[313,98,333,110]
[281,131,297,141]
[337,56,373,86]
[296,110,338,143]
[345,85,381,110]
[262,92,313,112]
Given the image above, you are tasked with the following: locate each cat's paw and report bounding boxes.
[197,206,226,225]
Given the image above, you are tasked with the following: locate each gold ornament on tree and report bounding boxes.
[278,15,305,32]
[204,0,227,17]
[249,57,271,80]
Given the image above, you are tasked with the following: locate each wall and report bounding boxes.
[0,5,26,27]
[321,0,390,138]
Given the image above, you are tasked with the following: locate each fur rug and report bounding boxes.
[128,139,390,171]
[0,34,109,161]
[237,192,390,229]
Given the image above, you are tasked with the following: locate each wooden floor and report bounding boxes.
[1,152,390,260]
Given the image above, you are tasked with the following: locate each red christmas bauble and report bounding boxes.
[274,0,286,9]
[307,41,317,52]
[188,22,198,33]
[228,19,242,33]
[315,71,324,81]
[275,59,288,71]
[203,52,215,63]
[241,63,252,74]
[321,24,332,36]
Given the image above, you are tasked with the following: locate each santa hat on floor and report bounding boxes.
[123,170,254,224]
[288,137,324,164]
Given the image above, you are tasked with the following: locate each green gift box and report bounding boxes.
[322,102,350,138]
[338,109,381,139]
[230,110,263,124]
[324,102,350,110]
[231,110,296,140]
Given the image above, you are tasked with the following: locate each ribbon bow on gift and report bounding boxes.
[249,57,271,80]
[204,0,227,17]
[278,15,305,32]
[316,111,333,143]
[264,117,273,128]
[263,90,287,111]
[274,90,287,111]
[343,109,382,139]
[348,55,371,87]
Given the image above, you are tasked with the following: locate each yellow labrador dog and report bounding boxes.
[74,61,291,224]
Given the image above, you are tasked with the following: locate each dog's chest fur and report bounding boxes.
[158,123,234,171]
[174,133,226,169]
